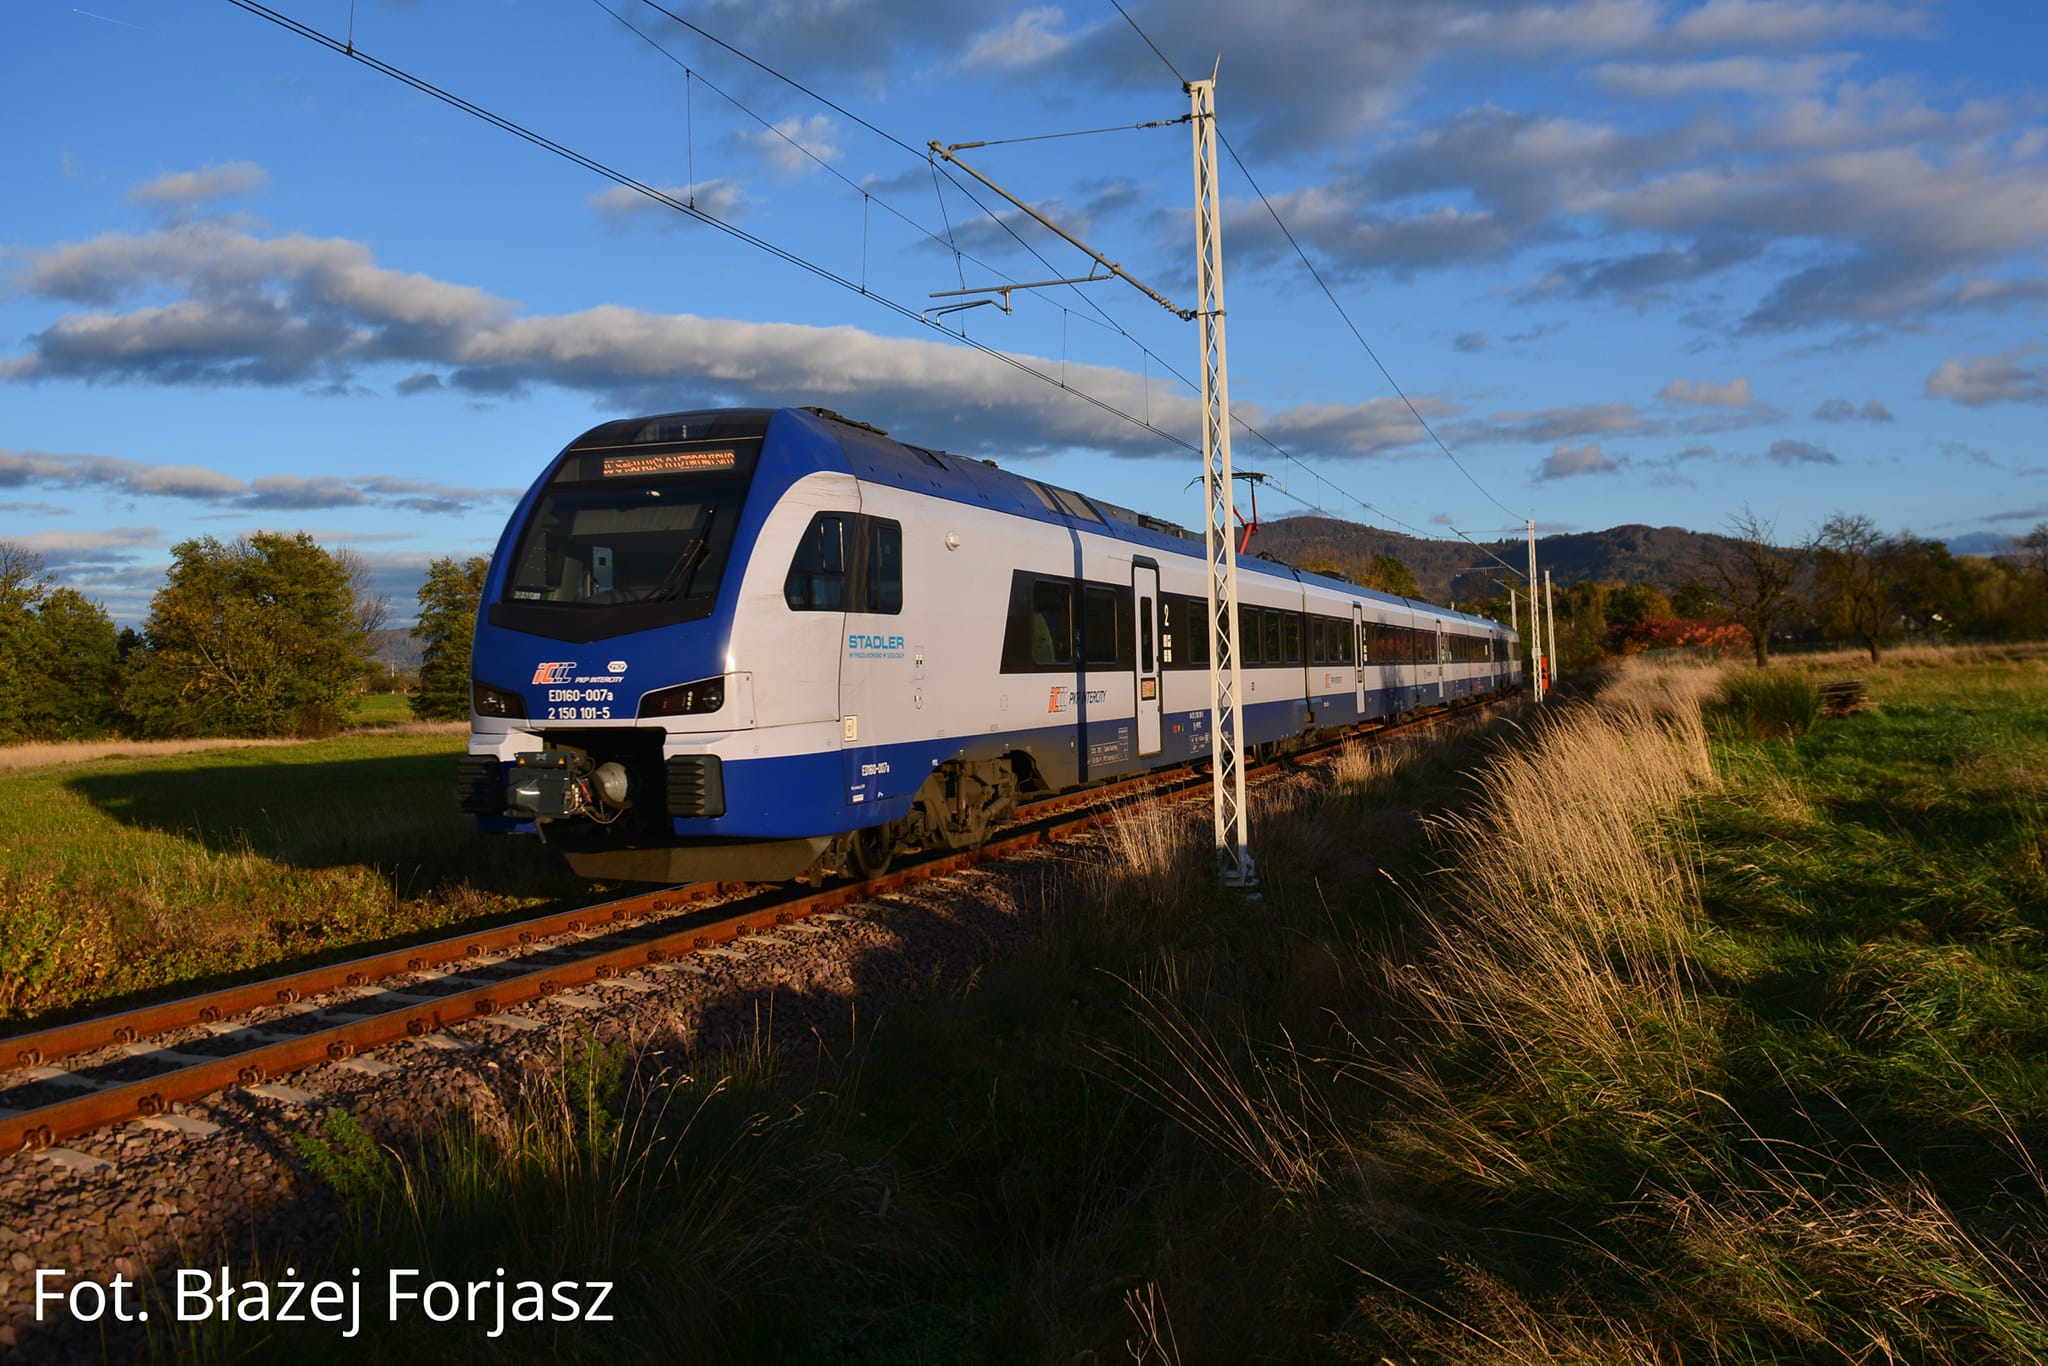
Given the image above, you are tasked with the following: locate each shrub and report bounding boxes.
[1712,669,1823,740]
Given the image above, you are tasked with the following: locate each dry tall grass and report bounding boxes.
[1096,659,2048,1358]
[1401,663,1717,1102]
[0,722,468,771]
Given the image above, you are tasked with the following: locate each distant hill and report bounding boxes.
[366,628,424,673]
[1248,515,1733,605]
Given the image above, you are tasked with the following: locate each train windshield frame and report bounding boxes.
[488,438,761,643]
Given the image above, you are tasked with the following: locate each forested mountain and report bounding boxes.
[1249,516,1733,604]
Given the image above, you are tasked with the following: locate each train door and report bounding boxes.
[1133,563,1161,758]
[1352,602,1366,716]
[1433,620,1447,703]
[837,512,907,815]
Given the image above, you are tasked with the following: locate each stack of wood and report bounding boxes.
[1820,678,1869,716]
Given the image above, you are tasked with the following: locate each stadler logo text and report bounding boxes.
[848,634,905,651]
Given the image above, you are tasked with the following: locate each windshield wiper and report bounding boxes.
[648,509,717,602]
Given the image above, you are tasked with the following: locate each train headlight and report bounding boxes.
[639,675,725,718]
[473,681,527,719]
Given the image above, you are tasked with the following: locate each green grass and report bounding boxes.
[1697,652,2048,1163]
[1711,666,1824,739]
[349,692,418,726]
[0,733,587,1025]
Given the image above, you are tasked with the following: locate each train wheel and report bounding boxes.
[850,823,897,879]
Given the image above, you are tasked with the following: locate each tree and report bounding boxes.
[0,543,55,741]
[1362,553,1423,600]
[1670,579,1726,620]
[1608,582,1673,631]
[1811,512,1895,662]
[124,532,371,737]
[2003,524,2048,637]
[1558,580,1612,669]
[20,589,122,738]
[2023,523,2048,581]
[1705,507,1801,668]
[1884,534,1965,639]
[412,555,490,721]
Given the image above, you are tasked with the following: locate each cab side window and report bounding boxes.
[785,513,903,614]
[865,519,903,614]
[784,514,849,610]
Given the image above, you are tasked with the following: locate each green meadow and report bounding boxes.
[0,732,581,1025]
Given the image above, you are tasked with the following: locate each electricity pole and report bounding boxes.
[928,77,1254,888]
[1190,74,1253,888]
[1526,519,1544,702]
[1545,570,1560,690]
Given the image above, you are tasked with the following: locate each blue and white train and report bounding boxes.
[460,406,1521,882]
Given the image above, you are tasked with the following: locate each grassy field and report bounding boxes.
[351,692,419,726]
[198,647,2048,1364]
[0,732,587,1026]
[26,646,2025,1359]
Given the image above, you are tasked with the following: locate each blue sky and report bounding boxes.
[6,0,2046,624]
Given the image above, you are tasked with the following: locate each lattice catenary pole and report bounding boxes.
[1545,569,1560,688]
[1190,76,1254,888]
[1526,519,1544,703]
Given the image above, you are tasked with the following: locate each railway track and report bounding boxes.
[0,699,1503,1155]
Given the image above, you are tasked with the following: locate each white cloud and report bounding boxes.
[1926,345,2048,407]
[0,449,520,514]
[1813,396,1895,421]
[1765,438,1838,464]
[1539,442,1624,479]
[124,160,268,209]
[10,525,160,555]
[737,115,842,179]
[1659,376,1757,407]
[1669,0,1930,50]
[0,223,1479,462]
[587,179,745,226]
[1595,53,1858,99]
[963,7,1073,67]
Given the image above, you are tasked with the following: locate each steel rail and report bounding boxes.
[0,696,1507,1153]
[0,884,727,1073]
[0,761,1212,1075]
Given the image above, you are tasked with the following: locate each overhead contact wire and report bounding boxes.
[1107,0,1531,536]
[223,0,1203,459]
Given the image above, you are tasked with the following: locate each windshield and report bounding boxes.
[505,477,743,608]
[490,457,754,644]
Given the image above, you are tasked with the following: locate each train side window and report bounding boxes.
[1283,612,1302,665]
[999,572,1074,671]
[1034,580,1074,666]
[784,513,850,610]
[1081,585,1130,671]
[1309,618,1325,665]
[1082,585,1121,667]
[1176,595,1210,668]
[1262,610,1282,665]
[863,518,903,615]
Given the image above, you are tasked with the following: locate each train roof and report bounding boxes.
[567,405,1515,637]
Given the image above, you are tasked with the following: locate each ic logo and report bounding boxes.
[532,662,576,684]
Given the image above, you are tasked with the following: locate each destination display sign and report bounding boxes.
[601,449,736,477]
